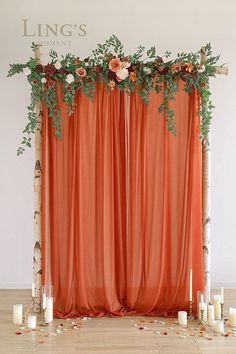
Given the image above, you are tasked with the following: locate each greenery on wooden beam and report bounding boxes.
[7,36,221,154]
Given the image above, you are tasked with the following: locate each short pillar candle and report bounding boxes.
[178,311,187,326]
[13,304,23,325]
[27,315,37,329]
[214,320,224,333]
[229,308,236,327]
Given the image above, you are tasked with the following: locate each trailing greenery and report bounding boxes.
[7,36,221,155]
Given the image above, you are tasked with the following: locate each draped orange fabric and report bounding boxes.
[42,82,204,318]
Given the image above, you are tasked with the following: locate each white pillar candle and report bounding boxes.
[220,287,224,304]
[42,293,46,310]
[229,308,236,327]
[214,295,221,320]
[13,304,23,325]
[178,311,187,326]
[32,283,35,298]
[27,315,36,329]
[45,296,53,323]
[189,269,192,301]
[214,320,224,333]
[208,304,215,326]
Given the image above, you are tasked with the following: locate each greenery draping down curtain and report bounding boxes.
[42,81,204,318]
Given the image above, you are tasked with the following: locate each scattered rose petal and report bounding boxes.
[15,331,22,335]
[206,337,214,340]
[139,326,144,330]
[163,332,168,335]
[38,340,45,344]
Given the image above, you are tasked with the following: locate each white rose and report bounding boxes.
[41,78,47,84]
[55,61,62,70]
[122,61,130,69]
[116,68,129,81]
[143,67,152,75]
[23,67,31,76]
[66,74,74,84]
[197,64,205,73]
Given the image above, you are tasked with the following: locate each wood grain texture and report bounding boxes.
[1,289,236,354]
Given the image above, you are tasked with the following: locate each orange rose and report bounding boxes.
[75,67,87,77]
[184,63,194,73]
[129,71,137,82]
[108,58,122,73]
[108,80,116,90]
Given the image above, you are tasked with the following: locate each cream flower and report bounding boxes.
[116,68,129,81]
[23,67,31,76]
[122,61,131,69]
[198,64,205,73]
[66,74,74,84]
[143,67,152,75]
[41,78,47,84]
[55,61,62,70]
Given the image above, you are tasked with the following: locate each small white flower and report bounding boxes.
[143,67,152,75]
[198,64,205,73]
[23,67,31,76]
[122,61,130,69]
[55,61,62,70]
[66,74,74,84]
[116,68,129,81]
[41,77,47,84]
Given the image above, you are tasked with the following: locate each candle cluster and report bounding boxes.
[178,269,236,333]
[12,283,54,329]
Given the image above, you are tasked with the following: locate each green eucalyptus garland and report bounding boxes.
[7,36,220,155]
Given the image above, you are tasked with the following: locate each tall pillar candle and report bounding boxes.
[229,308,236,327]
[214,295,221,320]
[45,297,53,323]
[208,304,215,326]
[13,304,23,325]
[221,287,224,304]
[178,311,187,326]
[189,269,192,301]
[42,293,46,310]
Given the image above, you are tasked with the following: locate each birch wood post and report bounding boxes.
[200,46,211,299]
[33,46,43,311]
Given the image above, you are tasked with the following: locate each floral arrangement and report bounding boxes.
[7,36,220,155]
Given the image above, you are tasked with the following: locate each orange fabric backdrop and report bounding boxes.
[42,82,204,318]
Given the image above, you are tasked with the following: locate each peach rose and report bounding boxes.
[172,63,182,73]
[109,58,122,73]
[75,67,87,77]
